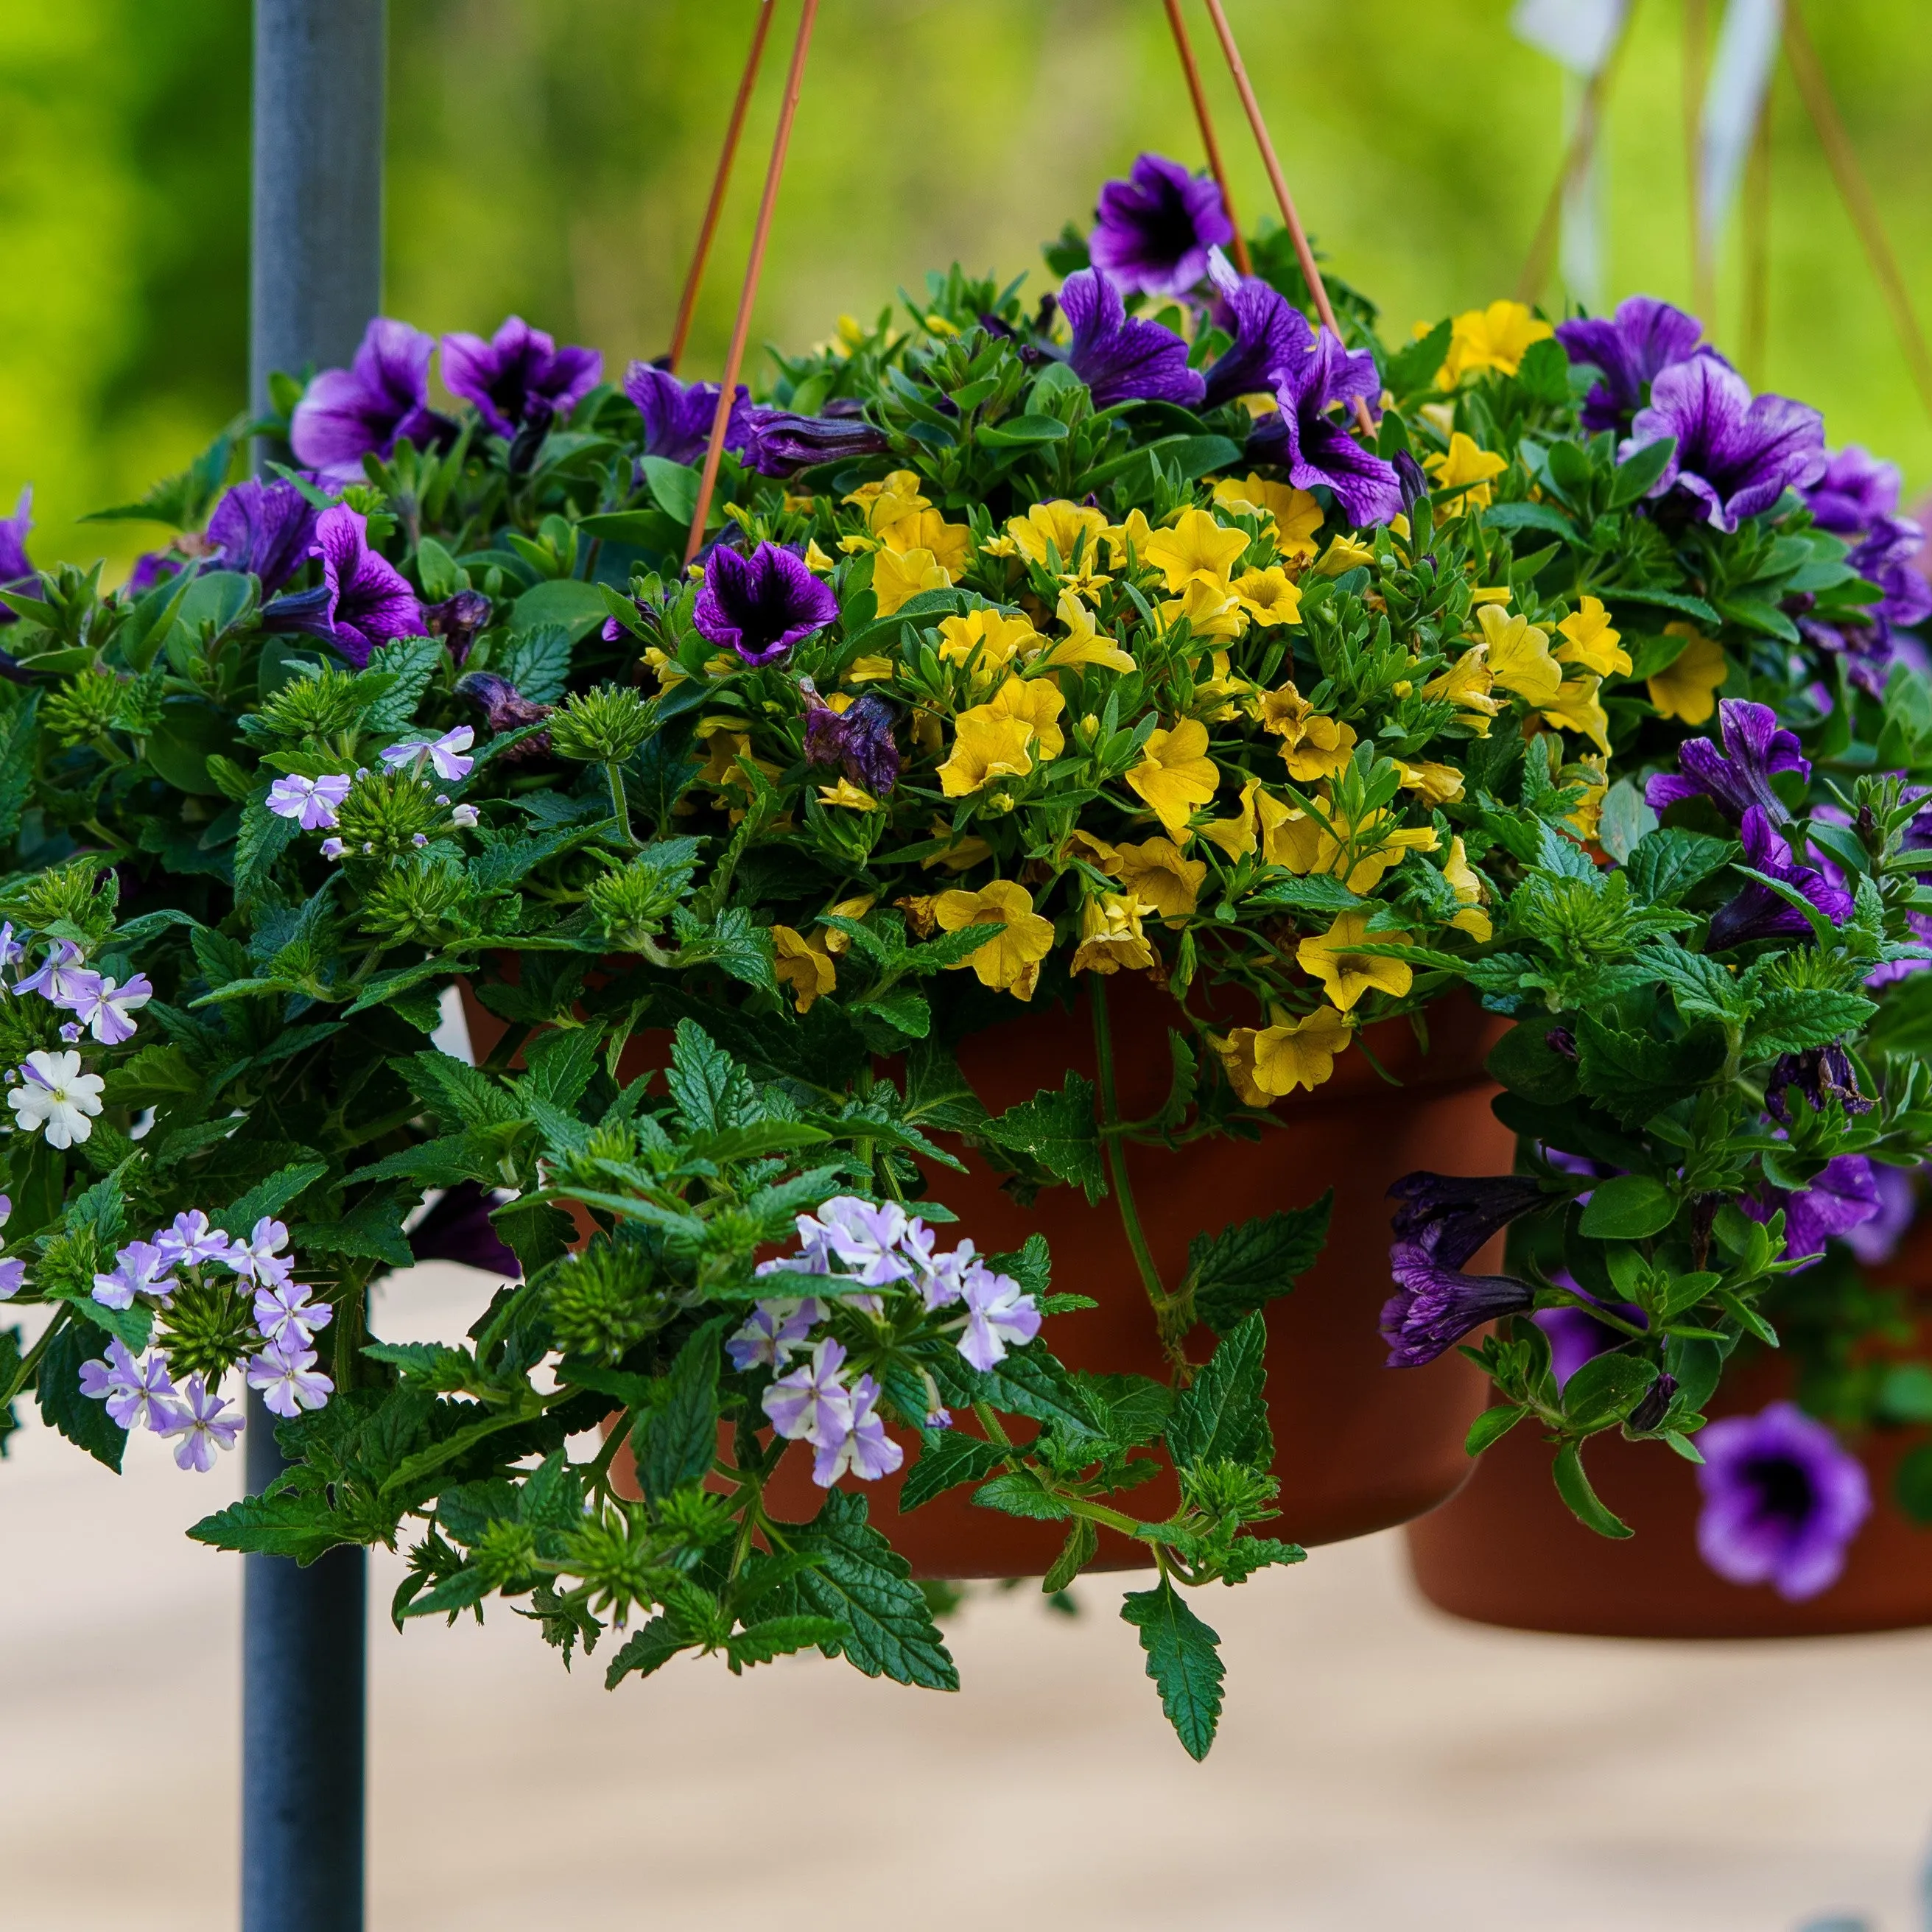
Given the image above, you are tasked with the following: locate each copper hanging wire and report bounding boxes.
[685,0,820,566]
[1162,0,1251,276]
[1198,0,1375,435]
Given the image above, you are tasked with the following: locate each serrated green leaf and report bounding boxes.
[1120,1580,1224,1760]
[1165,1314,1271,1471]
[899,1428,1007,1512]
[983,1071,1103,1201]
[1184,1195,1330,1332]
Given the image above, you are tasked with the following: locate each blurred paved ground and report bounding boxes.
[8,1261,1932,1932]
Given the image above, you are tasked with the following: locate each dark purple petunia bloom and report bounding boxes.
[1247,323,1402,527]
[441,316,602,439]
[1766,1042,1870,1126]
[1387,1171,1548,1269]
[1201,249,1304,409]
[1381,1243,1536,1368]
[456,670,552,762]
[306,505,424,667]
[290,319,443,485]
[1534,1290,1646,1389]
[1058,267,1206,410]
[1805,445,1900,536]
[0,487,37,624]
[1745,1153,1883,1264]
[1707,806,1855,951]
[1852,515,1932,634]
[1555,295,1711,434]
[1089,151,1234,301]
[125,551,183,597]
[692,541,838,667]
[1696,1401,1870,1600]
[804,692,900,796]
[1842,1162,1917,1267]
[737,404,891,478]
[623,362,752,466]
[206,478,319,594]
[1623,356,1827,533]
[409,1181,522,1278]
[1645,697,1808,823]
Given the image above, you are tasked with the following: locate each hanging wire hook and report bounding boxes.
[1162,0,1251,276]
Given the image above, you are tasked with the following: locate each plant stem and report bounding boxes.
[0,1303,66,1408]
[605,762,639,849]
[581,1405,633,1499]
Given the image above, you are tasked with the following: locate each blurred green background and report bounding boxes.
[2,0,1928,575]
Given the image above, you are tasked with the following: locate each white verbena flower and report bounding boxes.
[8,1050,105,1149]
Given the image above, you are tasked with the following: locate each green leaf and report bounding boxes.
[359,635,444,735]
[1485,1021,1578,1103]
[518,1025,605,1112]
[1574,1013,1726,1125]
[927,1342,1106,1442]
[1606,436,1676,509]
[1185,1196,1331,1332]
[976,413,1070,448]
[1042,1517,1099,1592]
[1552,1438,1632,1537]
[639,455,702,523]
[214,1160,329,1241]
[61,1293,154,1355]
[1601,583,1720,626]
[1120,1581,1225,1760]
[1165,1314,1271,1471]
[726,1615,849,1672]
[36,1320,127,1471]
[188,1490,353,1564]
[1465,1404,1526,1455]
[899,1429,1007,1511]
[1243,873,1363,916]
[665,1020,754,1135]
[632,1319,725,1505]
[1481,500,1576,541]
[971,1469,1072,1520]
[1745,986,1878,1059]
[510,577,611,642]
[496,623,574,704]
[1559,1349,1658,1429]
[1577,1174,1676,1240]
[603,1615,692,1689]
[1384,317,1450,396]
[983,1071,1103,1201]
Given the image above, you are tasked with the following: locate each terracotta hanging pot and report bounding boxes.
[1405,1226,1932,1638]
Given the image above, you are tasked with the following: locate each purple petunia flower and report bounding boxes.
[1707,806,1855,952]
[1806,446,1900,536]
[737,404,892,478]
[1380,1244,1536,1368]
[623,362,751,466]
[266,773,354,831]
[812,1371,904,1486]
[290,318,443,485]
[406,1181,522,1278]
[0,488,37,623]
[1058,267,1206,409]
[126,552,183,597]
[1852,515,1932,635]
[692,541,838,667]
[1201,248,1305,409]
[1248,323,1402,527]
[1622,356,1827,533]
[309,506,424,667]
[1696,1401,1870,1600]
[1766,1043,1870,1127]
[206,479,320,593]
[1746,1153,1883,1264]
[1645,697,1809,824]
[157,1374,245,1472]
[1555,295,1713,435]
[441,316,602,439]
[804,692,900,796]
[1089,151,1234,301]
[78,1338,177,1432]
[1387,1172,1549,1270]
[1841,1163,1918,1267]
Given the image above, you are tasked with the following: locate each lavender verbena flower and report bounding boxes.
[1745,1153,1882,1265]
[0,926,25,980]
[803,692,900,795]
[1766,1044,1871,1126]
[308,507,424,667]
[407,1181,521,1276]
[158,1374,245,1472]
[957,1263,1041,1371]
[379,726,474,783]
[0,487,38,622]
[1554,295,1712,434]
[1534,1292,1647,1389]
[440,316,602,438]
[15,938,88,1003]
[812,1372,904,1486]
[206,479,319,593]
[253,1281,334,1349]
[1841,1163,1918,1267]
[622,362,751,465]
[804,1196,912,1288]
[726,1296,826,1371]
[1806,445,1901,535]
[762,1335,853,1446]
[1387,1172,1548,1269]
[1249,323,1402,527]
[55,971,152,1047]
[91,1238,177,1311]
[1696,1401,1870,1600]
[1381,1244,1536,1368]
[737,404,893,478]
[266,773,354,831]
[155,1209,232,1268]
[1622,356,1827,533]
[1707,806,1855,951]
[291,318,443,484]
[1201,247,1305,408]
[1645,697,1808,823]
[1058,267,1206,409]
[226,1216,294,1288]
[1089,151,1234,301]
[916,1235,983,1313]
[78,1339,177,1431]
[692,541,838,667]
[246,1339,335,1419]
[0,1255,24,1299]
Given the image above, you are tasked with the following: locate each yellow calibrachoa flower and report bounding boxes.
[937,709,1035,796]
[1475,603,1562,703]
[1232,566,1303,627]
[642,647,688,690]
[880,507,972,576]
[938,607,1039,675]
[1007,500,1110,570]
[696,720,776,790]
[1564,755,1609,843]
[1036,589,1137,673]
[844,654,896,683]
[804,538,835,575]
[1215,1006,1354,1102]
[920,816,993,873]
[1198,776,1311,870]
[1126,717,1219,839]
[770,925,837,1013]
[1316,533,1377,577]
[1103,507,1156,569]
[934,879,1055,1000]
[987,675,1066,760]
[1160,573,1245,643]
[1422,645,1500,730]
[1296,909,1414,1013]
[817,779,879,811]
[818,893,877,955]
[1112,837,1206,923]
[1425,432,1509,513]
[1296,803,1439,893]
[1143,507,1249,593]
[1648,622,1729,724]
[1258,681,1356,782]
[1397,760,1465,805]
[1541,675,1611,755]
[1556,596,1631,676]
[1212,474,1324,559]
[1436,300,1553,385]
[1070,892,1158,975]
[873,547,952,617]
[846,469,930,530]
[1442,835,1492,941]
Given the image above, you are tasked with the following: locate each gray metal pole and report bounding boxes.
[245,6,385,1929]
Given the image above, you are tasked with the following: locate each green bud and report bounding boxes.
[584,838,700,949]
[333,770,449,860]
[542,1243,668,1363]
[357,857,478,946]
[252,665,369,745]
[548,685,655,764]
[158,1276,260,1383]
[44,670,129,746]
[8,856,118,944]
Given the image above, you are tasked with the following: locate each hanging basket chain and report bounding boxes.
[1163,0,1251,277]
[685,0,821,566]
[667,0,777,374]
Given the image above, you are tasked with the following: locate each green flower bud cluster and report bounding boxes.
[547,686,654,764]
[251,667,370,746]
[158,1276,260,1383]
[584,838,699,949]
[358,858,479,946]
[332,770,449,860]
[542,1242,669,1363]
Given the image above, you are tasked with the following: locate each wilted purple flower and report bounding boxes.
[456,672,552,761]
[156,1209,231,1268]
[441,316,602,439]
[253,1281,334,1350]
[1248,323,1402,527]
[726,1296,826,1371]
[246,1339,335,1419]
[57,971,152,1047]
[1388,1172,1548,1270]
[1766,1043,1870,1126]
[1696,1401,1870,1600]
[692,541,838,667]
[158,1374,245,1472]
[0,487,37,623]
[1623,357,1827,533]
[1534,1290,1647,1388]
[206,479,319,593]
[957,1264,1041,1371]
[1645,698,1809,823]
[424,589,493,660]
[309,507,424,667]
[1707,807,1855,952]
[290,319,443,484]
[1201,248,1304,409]
[1555,296,1712,434]
[380,726,474,783]
[1089,151,1234,301]
[1058,267,1206,409]
[812,1371,904,1486]
[267,773,354,831]
[78,1339,177,1432]
[1381,1245,1536,1368]
[1842,1163,1917,1267]
[804,692,900,795]
[737,404,891,478]
[623,362,751,465]
[1806,446,1900,536]
[126,551,183,597]
[762,1335,852,1446]
[91,1238,176,1311]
